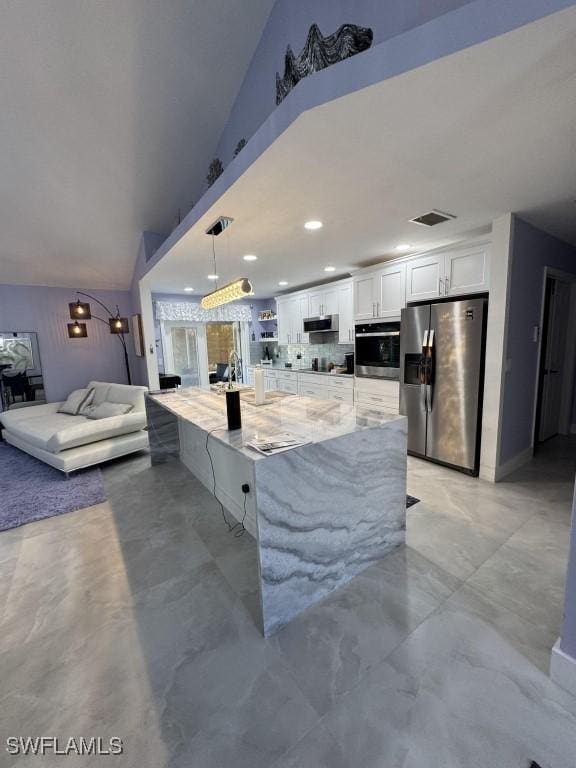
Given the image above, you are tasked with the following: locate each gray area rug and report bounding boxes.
[0,442,106,532]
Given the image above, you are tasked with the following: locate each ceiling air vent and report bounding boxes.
[410,210,456,227]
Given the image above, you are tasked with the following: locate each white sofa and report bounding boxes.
[0,381,149,474]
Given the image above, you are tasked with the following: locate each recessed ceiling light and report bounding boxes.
[395,244,411,252]
[207,274,219,280]
[304,220,323,230]
[324,266,336,272]
[184,286,194,292]
[278,281,288,286]
[243,254,257,261]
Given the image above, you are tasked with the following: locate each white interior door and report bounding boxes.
[161,321,208,387]
[539,278,571,441]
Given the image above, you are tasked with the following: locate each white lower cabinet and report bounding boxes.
[276,370,298,394]
[250,368,356,403]
[298,373,353,403]
[354,377,400,414]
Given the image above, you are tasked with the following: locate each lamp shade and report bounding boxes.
[109,317,129,334]
[67,321,88,338]
[69,300,91,319]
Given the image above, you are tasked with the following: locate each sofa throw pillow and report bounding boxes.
[58,388,94,416]
[85,402,134,420]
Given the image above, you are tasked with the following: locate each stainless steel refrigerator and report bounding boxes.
[399,297,487,475]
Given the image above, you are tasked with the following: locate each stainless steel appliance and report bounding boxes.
[303,315,339,334]
[399,297,487,475]
[355,321,400,379]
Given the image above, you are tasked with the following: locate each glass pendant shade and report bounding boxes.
[109,317,129,334]
[69,300,91,319]
[67,321,88,338]
[201,278,253,309]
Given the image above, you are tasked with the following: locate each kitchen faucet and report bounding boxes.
[228,350,241,389]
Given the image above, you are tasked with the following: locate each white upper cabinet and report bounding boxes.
[377,262,406,318]
[276,278,353,346]
[405,246,490,302]
[405,254,444,302]
[296,293,310,344]
[337,281,354,343]
[444,246,490,296]
[308,290,322,317]
[276,296,296,345]
[354,263,406,320]
[308,287,338,317]
[277,293,310,344]
[353,273,378,320]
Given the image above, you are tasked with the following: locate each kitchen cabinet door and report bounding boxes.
[338,281,354,343]
[377,263,406,318]
[308,288,337,318]
[296,293,310,344]
[322,287,338,316]
[444,246,490,296]
[405,254,444,302]
[353,273,377,320]
[308,290,322,318]
[276,299,289,345]
[277,298,297,344]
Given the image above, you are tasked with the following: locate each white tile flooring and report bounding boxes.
[0,436,574,767]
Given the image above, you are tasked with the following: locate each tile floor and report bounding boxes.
[0,437,575,767]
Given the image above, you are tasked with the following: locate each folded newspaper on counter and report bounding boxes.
[245,432,310,456]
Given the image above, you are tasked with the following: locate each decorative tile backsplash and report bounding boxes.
[249,340,354,368]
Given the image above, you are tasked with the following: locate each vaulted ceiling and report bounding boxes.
[0,0,275,289]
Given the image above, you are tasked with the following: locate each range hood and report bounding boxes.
[303,315,339,334]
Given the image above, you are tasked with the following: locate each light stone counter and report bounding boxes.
[146,387,407,635]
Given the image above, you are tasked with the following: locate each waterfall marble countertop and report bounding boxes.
[146,387,403,460]
[146,387,408,636]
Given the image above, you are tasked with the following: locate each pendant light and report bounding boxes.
[201,278,253,309]
[200,217,253,309]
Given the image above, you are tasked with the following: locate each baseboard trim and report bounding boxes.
[493,446,533,481]
[550,639,576,697]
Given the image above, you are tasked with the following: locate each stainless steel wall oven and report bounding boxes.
[354,321,400,379]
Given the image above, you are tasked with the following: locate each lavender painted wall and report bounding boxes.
[499,217,576,464]
[249,298,277,341]
[0,284,135,403]
[142,0,576,287]
[214,0,476,168]
[560,481,576,658]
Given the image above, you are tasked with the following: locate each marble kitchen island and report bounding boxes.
[146,388,407,636]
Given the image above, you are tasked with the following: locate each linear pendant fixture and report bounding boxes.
[201,278,253,309]
[201,215,254,309]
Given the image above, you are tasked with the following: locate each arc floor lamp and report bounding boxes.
[67,292,132,384]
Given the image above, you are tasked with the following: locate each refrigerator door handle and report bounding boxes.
[420,330,429,412]
[426,329,435,412]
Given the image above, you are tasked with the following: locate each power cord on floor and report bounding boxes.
[235,486,249,538]
[205,427,248,537]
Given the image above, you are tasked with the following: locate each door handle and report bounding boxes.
[426,329,434,412]
[439,278,444,295]
[444,277,450,294]
[420,330,429,412]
